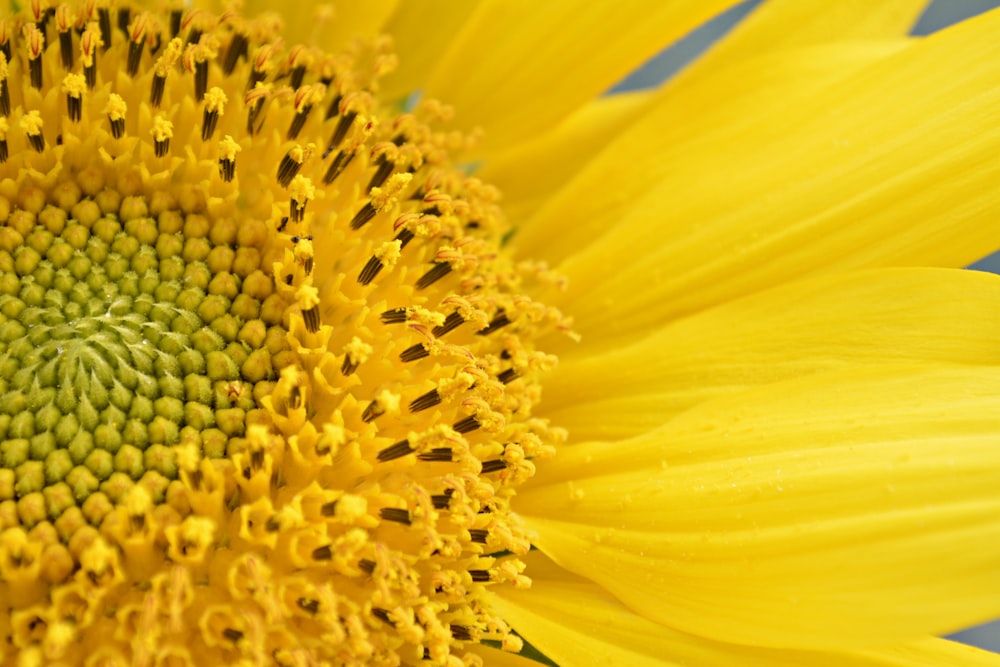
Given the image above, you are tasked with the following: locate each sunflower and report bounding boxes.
[0,0,999,665]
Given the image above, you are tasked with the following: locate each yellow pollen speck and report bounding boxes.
[205,86,227,113]
[61,73,86,98]
[18,110,43,136]
[150,115,173,141]
[371,172,413,211]
[21,24,43,60]
[104,93,126,121]
[155,37,183,76]
[218,135,241,161]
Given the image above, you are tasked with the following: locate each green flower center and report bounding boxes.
[0,183,289,528]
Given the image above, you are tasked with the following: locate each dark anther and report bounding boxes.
[67,95,82,122]
[358,559,376,575]
[150,74,165,107]
[219,158,235,183]
[477,313,512,336]
[169,9,182,37]
[201,108,220,141]
[497,368,519,385]
[303,305,320,333]
[59,31,73,69]
[55,134,63,146]
[264,515,281,532]
[500,349,512,360]
[311,545,333,561]
[290,64,307,90]
[29,58,43,90]
[481,460,508,474]
[409,389,441,413]
[288,106,312,140]
[97,7,112,50]
[129,513,146,532]
[372,608,395,627]
[27,133,45,153]
[432,312,465,338]
[452,416,480,434]
[423,649,432,660]
[109,117,125,140]
[186,28,203,47]
[329,110,357,148]
[276,153,302,188]
[395,228,415,249]
[194,61,208,102]
[350,202,377,230]
[400,344,429,363]
[127,40,143,77]
[357,256,383,286]
[222,628,244,643]
[324,93,343,120]
[223,33,248,75]
[422,205,442,216]
[277,216,290,232]
[450,625,473,641]
[366,159,395,191]
[322,151,354,185]
[84,62,97,89]
[468,570,491,583]
[320,500,338,517]
[392,134,406,146]
[379,508,412,525]
[340,355,358,376]
[0,81,9,116]
[284,274,293,286]
[418,448,453,463]
[416,263,452,290]
[431,489,454,510]
[361,401,384,424]
[117,8,130,36]
[377,440,415,462]
[297,598,320,614]
[0,139,9,163]
[290,198,308,222]
[246,67,266,93]
[380,308,408,324]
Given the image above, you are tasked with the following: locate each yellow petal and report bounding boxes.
[465,644,550,667]
[495,552,1000,667]
[379,1,482,101]
[542,268,1000,440]
[521,365,1000,649]
[529,9,1000,346]
[697,0,929,73]
[241,1,397,47]
[480,90,655,223]
[420,1,742,153]
[513,40,905,265]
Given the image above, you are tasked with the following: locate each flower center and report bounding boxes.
[0,2,569,665]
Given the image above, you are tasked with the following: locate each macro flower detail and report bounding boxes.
[3,1,1000,666]
[0,2,568,664]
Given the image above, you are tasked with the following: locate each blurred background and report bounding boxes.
[609,0,1000,654]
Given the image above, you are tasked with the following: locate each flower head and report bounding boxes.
[0,2,566,664]
[1,2,1000,667]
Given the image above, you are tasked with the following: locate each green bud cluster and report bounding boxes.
[0,188,294,526]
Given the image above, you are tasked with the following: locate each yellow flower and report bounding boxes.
[0,1,999,666]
